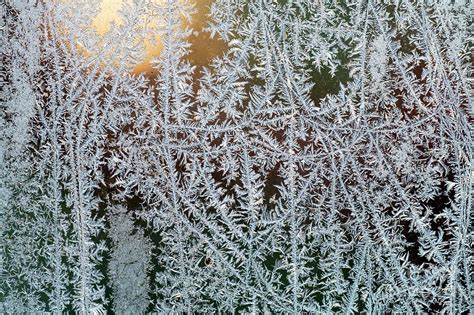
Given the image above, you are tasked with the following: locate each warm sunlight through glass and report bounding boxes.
[54,0,226,74]
[91,0,164,73]
[91,0,124,36]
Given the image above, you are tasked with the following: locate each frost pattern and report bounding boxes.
[1,0,472,313]
[108,205,151,314]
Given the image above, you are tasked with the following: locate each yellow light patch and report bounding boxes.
[90,0,164,73]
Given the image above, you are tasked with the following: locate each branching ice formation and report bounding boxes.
[1,0,472,313]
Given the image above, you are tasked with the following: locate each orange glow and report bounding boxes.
[90,0,164,74]
[91,0,124,36]
[55,0,226,75]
